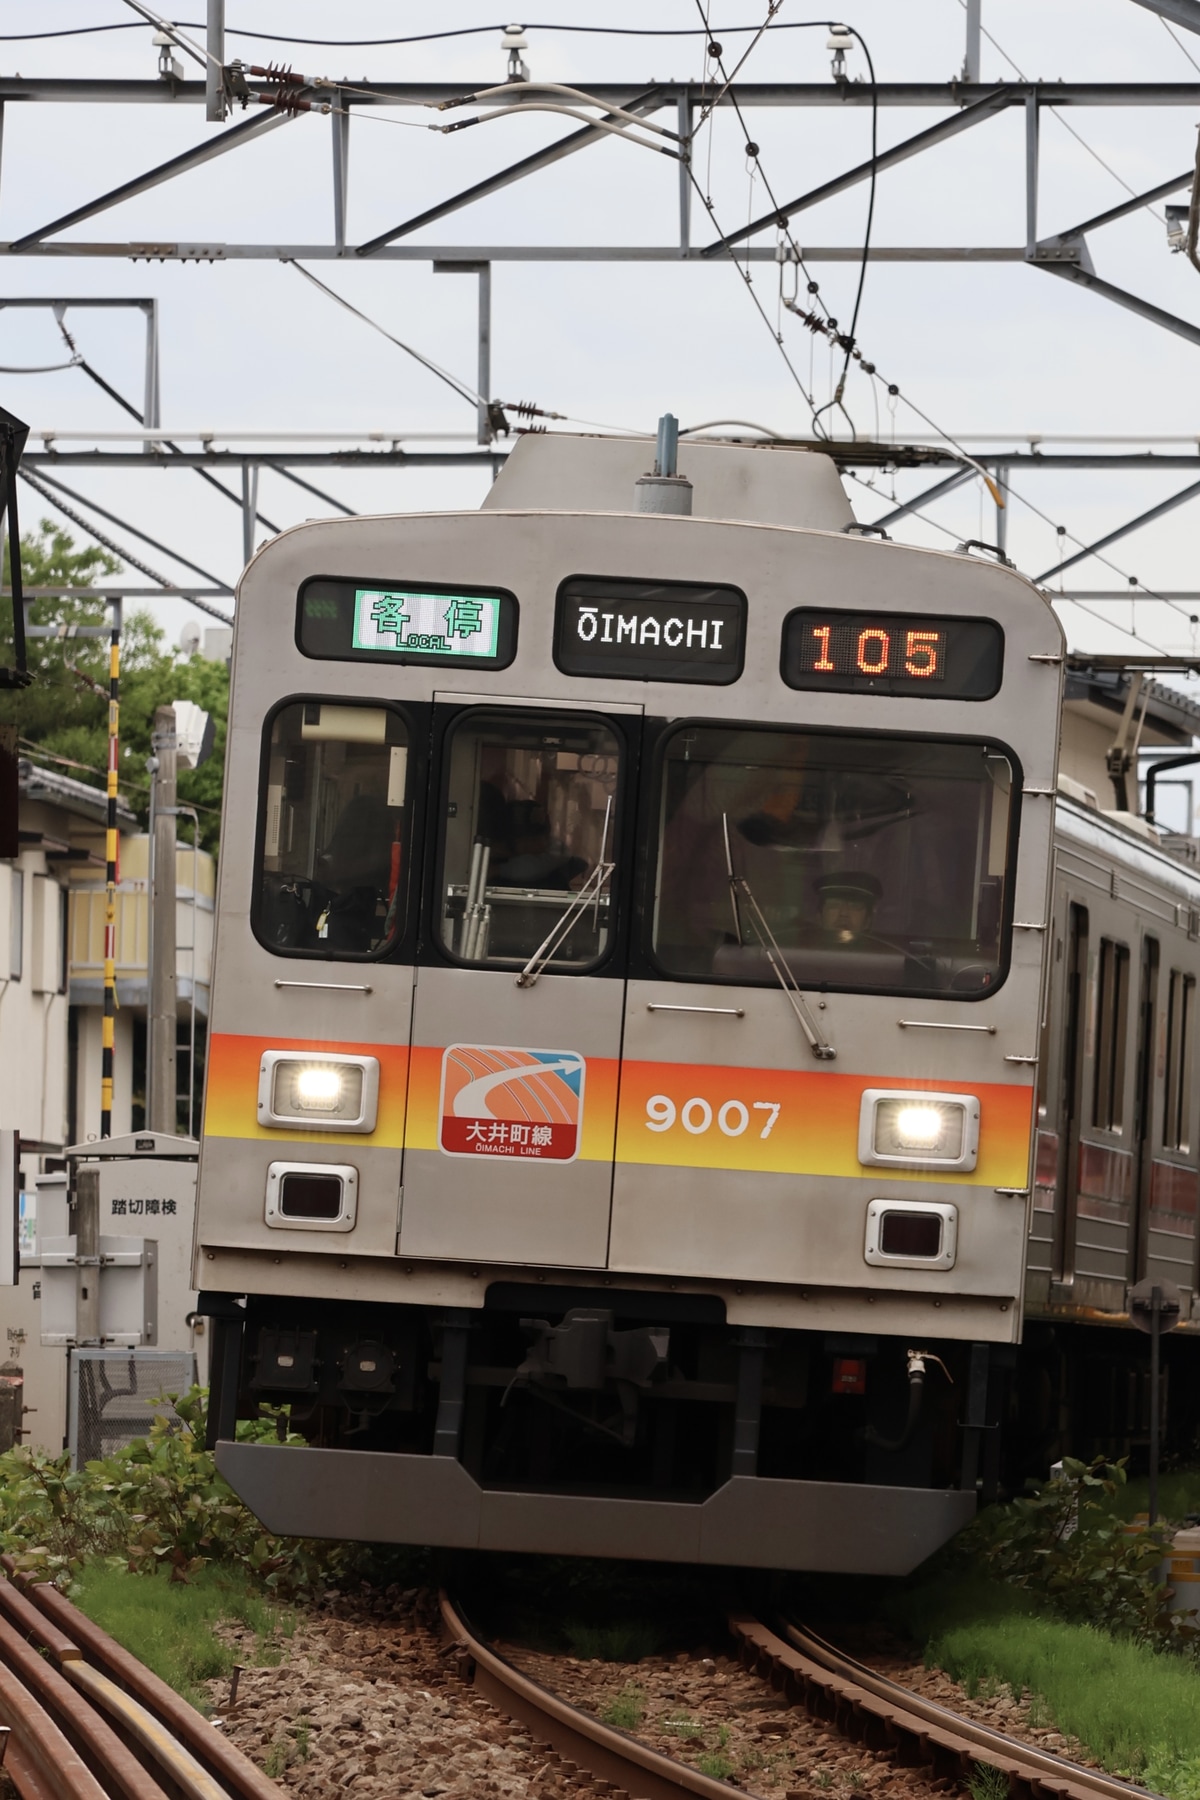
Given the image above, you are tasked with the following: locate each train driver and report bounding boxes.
[813,870,883,945]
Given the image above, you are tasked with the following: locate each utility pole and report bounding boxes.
[100,598,121,1139]
[148,704,177,1133]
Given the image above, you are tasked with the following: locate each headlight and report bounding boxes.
[858,1089,979,1171]
[257,1051,379,1133]
[287,1063,356,1114]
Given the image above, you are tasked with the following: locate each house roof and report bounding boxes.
[19,758,138,830]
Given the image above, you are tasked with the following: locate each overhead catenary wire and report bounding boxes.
[846,465,1198,656]
[0,356,83,374]
[0,18,917,46]
[286,261,484,408]
[17,469,234,624]
[30,467,230,592]
[684,15,999,494]
[52,311,284,535]
[952,0,1168,225]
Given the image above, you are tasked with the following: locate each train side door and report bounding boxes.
[1131,934,1161,1281]
[398,697,639,1268]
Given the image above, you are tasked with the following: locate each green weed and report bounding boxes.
[929,1613,1200,1789]
[263,1740,293,1779]
[697,1753,733,1780]
[966,1764,1009,1800]
[70,1561,294,1714]
[602,1687,646,1730]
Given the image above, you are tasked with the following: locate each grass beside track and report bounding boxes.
[71,1561,295,1714]
[887,1572,1200,1800]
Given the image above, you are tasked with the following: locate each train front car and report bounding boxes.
[195,434,1063,1573]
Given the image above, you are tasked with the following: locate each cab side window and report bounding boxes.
[255,701,409,959]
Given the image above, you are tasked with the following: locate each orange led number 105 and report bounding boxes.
[781,608,1005,701]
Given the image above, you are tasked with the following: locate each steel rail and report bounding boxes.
[0,1564,283,1800]
[440,1591,743,1800]
[729,1613,1150,1800]
[0,1611,169,1800]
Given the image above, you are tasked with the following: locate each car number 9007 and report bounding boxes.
[645,1095,781,1138]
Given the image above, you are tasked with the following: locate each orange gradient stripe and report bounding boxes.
[204,1034,1033,1187]
[204,1032,409,1146]
[614,1062,1033,1188]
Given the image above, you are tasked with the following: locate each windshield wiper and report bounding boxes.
[722,814,836,1061]
[515,797,614,990]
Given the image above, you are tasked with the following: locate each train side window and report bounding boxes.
[1093,938,1130,1131]
[254,701,410,959]
[1164,969,1196,1151]
[437,710,620,970]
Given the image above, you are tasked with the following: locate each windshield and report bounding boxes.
[653,725,1014,997]
[439,711,621,969]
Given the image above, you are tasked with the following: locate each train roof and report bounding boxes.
[1056,789,1200,903]
[482,432,855,531]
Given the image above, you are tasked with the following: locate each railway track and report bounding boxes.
[442,1592,1157,1800]
[732,1614,1152,1800]
[0,1561,282,1800]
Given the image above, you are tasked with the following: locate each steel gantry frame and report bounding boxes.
[5,9,1200,610]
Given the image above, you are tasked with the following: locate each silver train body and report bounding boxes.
[193,433,1166,1573]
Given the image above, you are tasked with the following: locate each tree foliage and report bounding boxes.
[0,519,228,851]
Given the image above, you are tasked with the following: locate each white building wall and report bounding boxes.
[0,854,69,1149]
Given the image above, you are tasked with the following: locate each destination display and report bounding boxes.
[782,609,1003,699]
[555,577,747,684]
[298,577,517,669]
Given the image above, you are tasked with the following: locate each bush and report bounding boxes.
[0,1387,339,1593]
[947,1457,1187,1649]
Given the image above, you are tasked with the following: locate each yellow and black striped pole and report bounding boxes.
[100,598,121,1139]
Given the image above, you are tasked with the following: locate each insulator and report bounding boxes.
[249,62,305,85]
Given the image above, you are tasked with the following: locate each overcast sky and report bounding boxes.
[5,0,1200,666]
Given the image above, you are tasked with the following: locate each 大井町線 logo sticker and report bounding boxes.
[438,1044,585,1161]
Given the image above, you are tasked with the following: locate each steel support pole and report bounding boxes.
[964,0,982,82]
[1150,1284,1162,1525]
[995,468,1009,555]
[332,96,350,252]
[74,1165,100,1346]
[477,264,491,445]
[678,94,692,253]
[205,0,226,122]
[148,705,178,1135]
[241,463,258,565]
[141,300,159,455]
[1025,92,1040,258]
